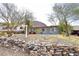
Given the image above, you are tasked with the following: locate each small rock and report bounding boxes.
[68,53,74,56]
[50,50,54,55]
[33,45,40,51]
[54,51,62,56]
[28,44,35,50]
[24,46,30,54]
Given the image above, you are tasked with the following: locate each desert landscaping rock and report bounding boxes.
[0,34,79,56]
[33,45,40,51]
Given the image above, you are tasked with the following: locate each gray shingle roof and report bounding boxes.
[32,21,47,27]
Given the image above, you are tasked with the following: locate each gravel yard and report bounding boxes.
[0,34,79,56]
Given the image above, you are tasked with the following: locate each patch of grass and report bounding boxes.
[0,32,7,36]
[28,34,79,46]
[47,35,79,46]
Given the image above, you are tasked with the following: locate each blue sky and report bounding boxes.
[0,0,79,26]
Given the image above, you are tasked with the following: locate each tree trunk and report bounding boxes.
[25,25,28,38]
[64,16,70,36]
[65,21,70,36]
[7,22,12,37]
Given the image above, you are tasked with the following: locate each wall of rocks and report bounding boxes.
[0,37,79,56]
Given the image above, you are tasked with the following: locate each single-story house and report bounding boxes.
[28,21,59,34]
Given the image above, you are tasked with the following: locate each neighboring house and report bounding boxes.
[16,24,25,31]
[71,26,79,35]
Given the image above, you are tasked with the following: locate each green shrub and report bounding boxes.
[58,22,72,36]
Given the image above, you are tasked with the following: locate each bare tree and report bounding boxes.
[49,3,79,36]
[0,3,34,37]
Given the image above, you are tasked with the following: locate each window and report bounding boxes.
[42,28,45,31]
[20,27,23,29]
[54,27,57,31]
[52,28,54,31]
